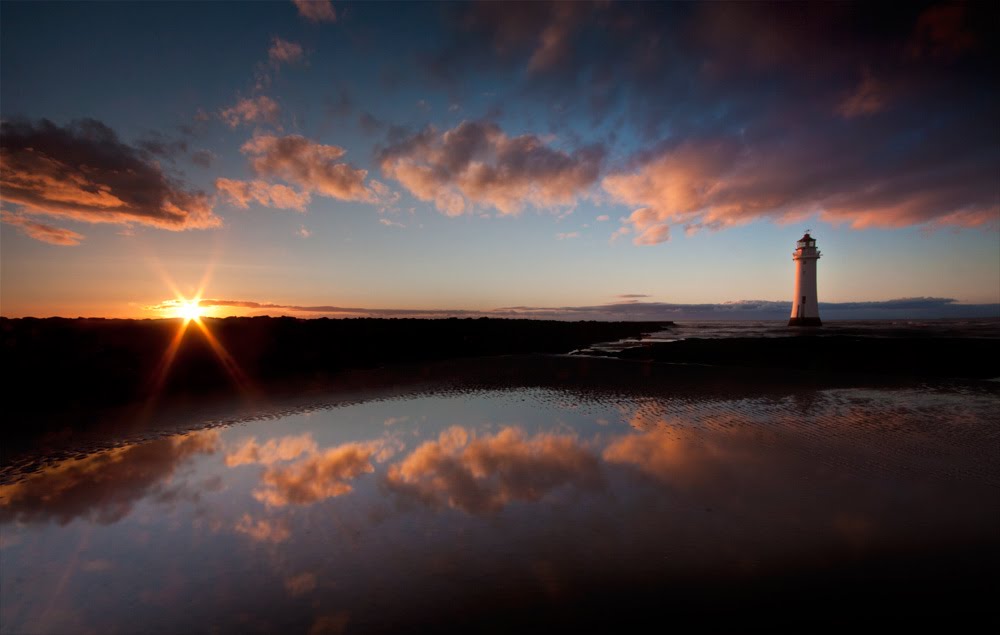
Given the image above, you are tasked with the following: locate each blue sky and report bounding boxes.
[1,1,997,319]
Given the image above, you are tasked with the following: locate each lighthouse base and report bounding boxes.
[788,317,822,327]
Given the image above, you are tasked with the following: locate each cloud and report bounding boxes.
[191,149,215,168]
[555,232,579,240]
[595,215,610,222]
[269,37,304,65]
[428,3,998,238]
[220,96,281,128]
[1,211,84,246]
[907,3,978,60]
[285,572,318,596]
[0,118,220,239]
[0,431,219,525]
[293,0,336,23]
[242,134,372,202]
[384,426,602,514]
[225,434,319,467]
[837,70,888,118]
[234,513,291,543]
[616,294,649,299]
[136,132,188,161]
[253,441,381,507]
[379,120,604,216]
[604,124,999,244]
[296,224,312,238]
[379,218,405,228]
[216,178,311,211]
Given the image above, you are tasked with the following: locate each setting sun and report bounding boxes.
[176,301,204,322]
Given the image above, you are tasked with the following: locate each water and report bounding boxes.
[586,317,1000,353]
[2,381,998,632]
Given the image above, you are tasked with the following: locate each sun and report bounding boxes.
[176,300,204,322]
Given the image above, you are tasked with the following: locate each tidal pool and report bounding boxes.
[2,384,998,633]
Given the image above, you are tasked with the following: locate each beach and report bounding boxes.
[1,319,998,632]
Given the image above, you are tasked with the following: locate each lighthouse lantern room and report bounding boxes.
[788,231,822,327]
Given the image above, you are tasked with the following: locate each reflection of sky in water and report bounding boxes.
[2,387,998,633]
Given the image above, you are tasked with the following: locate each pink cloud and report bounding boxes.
[215,178,310,211]
[293,0,336,23]
[220,95,281,128]
[268,37,304,65]
[242,134,372,202]
[379,120,603,216]
[555,231,579,240]
[0,119,220,238]
[1,211,84,246]
[603,133,999,245]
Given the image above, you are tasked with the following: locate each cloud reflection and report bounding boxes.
[251,441,384,507]
[384,426,602,514]
[0,431,219,526]
[225,433,318,467]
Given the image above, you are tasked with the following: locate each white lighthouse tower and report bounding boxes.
[788,231,822,326]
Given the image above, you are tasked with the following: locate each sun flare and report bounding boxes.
[177,301,204,322]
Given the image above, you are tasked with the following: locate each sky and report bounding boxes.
[1,0,998,320]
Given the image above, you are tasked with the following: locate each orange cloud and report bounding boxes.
[269,37,304,65]
[252,441,381,507]
[220,95,281,128]
[215,178,311,211]
[234,513,292,543]
[0,431,219,525]
[384,426,602,514]
[1,211,84,245]
[242,134,372,202]
[294,0,336,23]
[379,121,603,216]
[0,119,220,239]
[225,433,319,467]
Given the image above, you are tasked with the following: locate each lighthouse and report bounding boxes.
[788,231,822,326]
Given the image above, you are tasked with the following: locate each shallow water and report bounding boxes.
[2,384,998,633]
[585,317,1000,352]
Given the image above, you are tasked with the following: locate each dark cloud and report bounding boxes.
[0,118,220,240]
[358,111,386,135]
[190,149,215,168]
[136,132,189,162]
[325,89,354,119]
[616,294,650,299]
